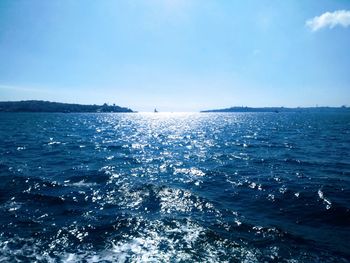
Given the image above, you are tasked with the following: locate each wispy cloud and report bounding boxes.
[0,84,49,93]
[306,10,350,31]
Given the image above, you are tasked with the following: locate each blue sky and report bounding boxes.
[0,0,349,111]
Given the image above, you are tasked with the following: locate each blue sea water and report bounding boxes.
[0,112,349,262]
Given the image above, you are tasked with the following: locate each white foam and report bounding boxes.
[318,189,332,209]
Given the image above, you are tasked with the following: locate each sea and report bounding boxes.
[0,112,349,262]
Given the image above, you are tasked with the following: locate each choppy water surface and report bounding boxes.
[0,112,349,262]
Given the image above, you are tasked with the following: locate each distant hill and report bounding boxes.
[0,100,134,113]
[201,106,349,113]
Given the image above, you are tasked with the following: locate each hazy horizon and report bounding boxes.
[1,1,350,112]
[0,98,348,113]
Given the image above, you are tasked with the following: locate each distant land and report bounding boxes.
[201,106,349,113]
[0,100,134,113]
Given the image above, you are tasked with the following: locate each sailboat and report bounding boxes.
[154,108,158,113]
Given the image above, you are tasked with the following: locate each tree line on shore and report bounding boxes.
[0,100,134,113]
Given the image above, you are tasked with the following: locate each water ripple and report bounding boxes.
[0,112,349,262]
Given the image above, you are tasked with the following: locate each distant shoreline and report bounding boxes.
[0,100,348,113]
[0,100,134,113]
[201,106,349,113]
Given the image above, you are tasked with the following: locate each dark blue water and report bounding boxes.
[0,112,349,262]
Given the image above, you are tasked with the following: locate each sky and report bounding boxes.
[0,0,350,112]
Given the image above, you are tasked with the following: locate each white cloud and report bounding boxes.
[306,10,350,31]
